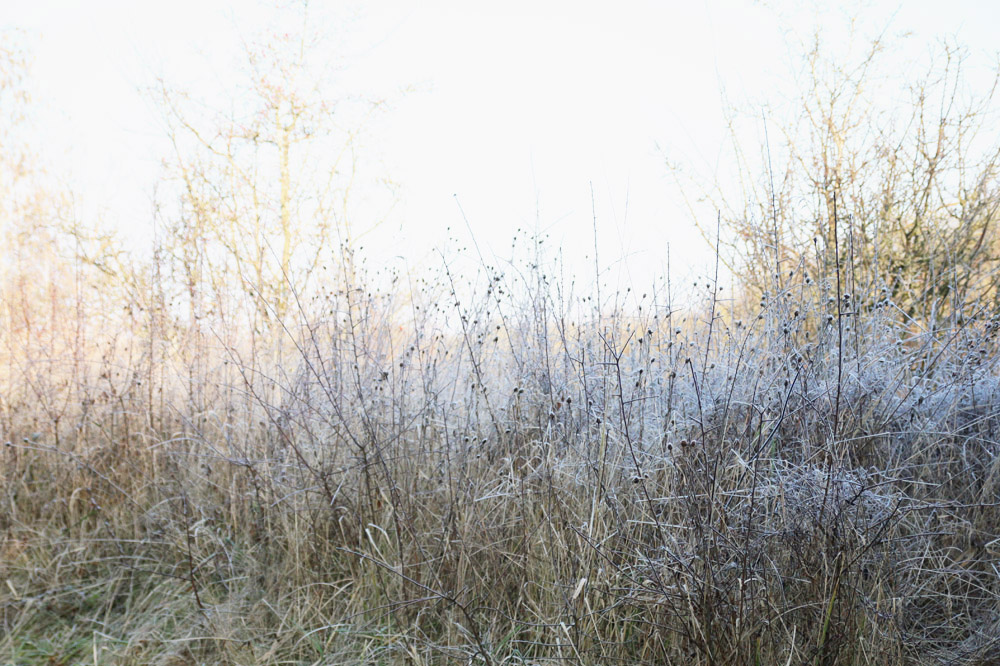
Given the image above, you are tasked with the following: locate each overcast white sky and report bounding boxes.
[5,0,1000,295]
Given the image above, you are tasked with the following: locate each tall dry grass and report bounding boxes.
[2,217,1000,666]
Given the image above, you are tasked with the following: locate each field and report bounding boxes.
[4,8,1000,664]
[3,232,1000,665]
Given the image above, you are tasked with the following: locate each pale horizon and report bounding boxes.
[5,0,999,298]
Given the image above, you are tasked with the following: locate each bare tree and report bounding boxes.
[674,22,1000,328]
[154,4,384,335]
